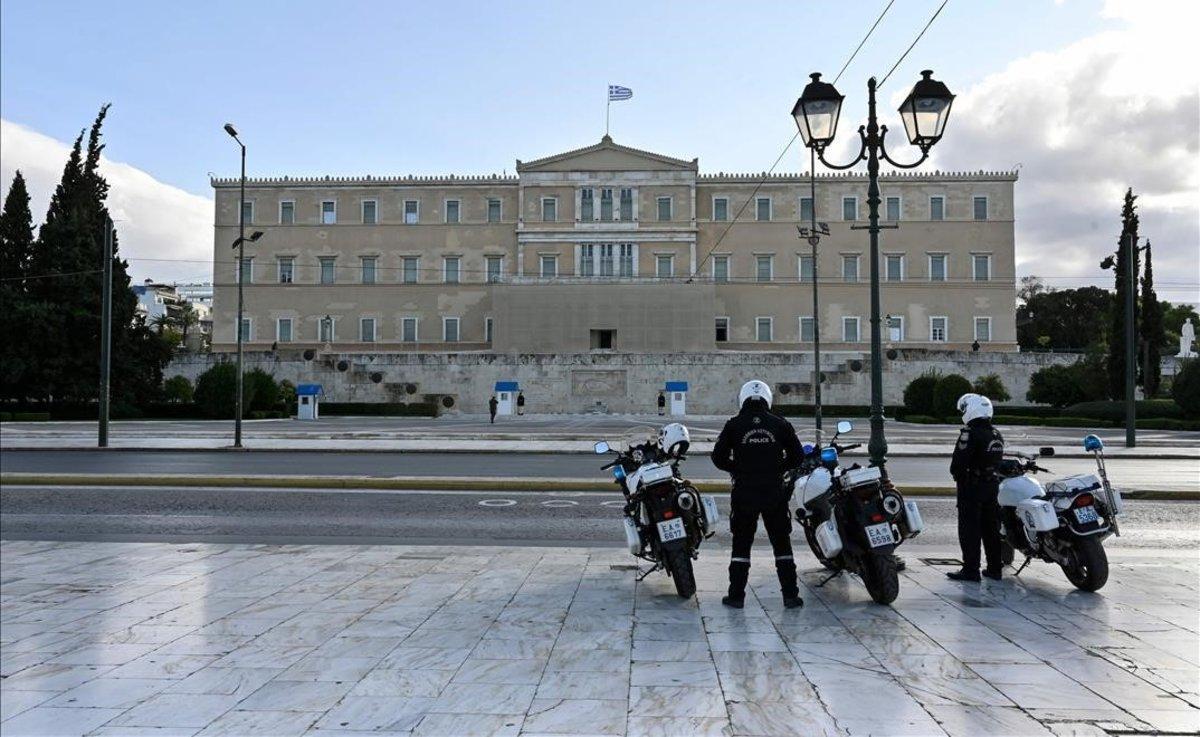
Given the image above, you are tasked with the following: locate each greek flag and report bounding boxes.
[608,85,633,101]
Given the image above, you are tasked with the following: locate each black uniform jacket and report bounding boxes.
[950,418,1005,486]
[711,403,803,502]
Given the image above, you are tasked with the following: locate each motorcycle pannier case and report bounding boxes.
[843,466,882,489]
[700,495,720,527]
[622,516,641,555]
[1015,498,1058,533]
[1045,473,1123,515]
[901,500,924,537]
[815,519,843,559]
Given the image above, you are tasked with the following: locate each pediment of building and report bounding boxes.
[517,136,697,173]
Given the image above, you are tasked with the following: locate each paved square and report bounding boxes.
[1,541,1197,736]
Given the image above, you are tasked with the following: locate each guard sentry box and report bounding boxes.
[665,381,687,416]
[296,384,322,420]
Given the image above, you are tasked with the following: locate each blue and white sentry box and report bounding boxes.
[665,381,688,416]
[296,384,323,420]
[494,381,519,416]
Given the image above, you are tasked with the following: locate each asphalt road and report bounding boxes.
[3,449,1196,491]
[2,485,1197,550]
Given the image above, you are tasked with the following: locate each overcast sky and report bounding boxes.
[1,0,1196,303]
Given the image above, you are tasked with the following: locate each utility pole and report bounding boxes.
[98,216,113,447]
[1124,230,1136,448]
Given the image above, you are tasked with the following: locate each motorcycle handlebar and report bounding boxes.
[839,443,862,452]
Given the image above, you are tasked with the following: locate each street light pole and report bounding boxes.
[803,148,825,446]
[1123,230,1136,448]
[225,124,246,449]
[98,216,113,448]
[863,78,887,467]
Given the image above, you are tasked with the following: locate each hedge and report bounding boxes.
[989,404,1063,419]
[1136,418,1200,431]
[0,412,52,422]
[993,415,1114,428]
[1064,399,1182,421]
[320,402,438,417]
[775,404,905,418]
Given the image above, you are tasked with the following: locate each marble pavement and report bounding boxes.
[1,541,1197,736]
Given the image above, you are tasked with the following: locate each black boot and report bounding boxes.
[783,595,804,609]
[946,568,981,582]
[982,568,1002,581]
[721,595,744,609]
[725,560,749,609]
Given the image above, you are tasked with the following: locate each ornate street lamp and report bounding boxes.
[224,123,248,449]
[793,70,954,470]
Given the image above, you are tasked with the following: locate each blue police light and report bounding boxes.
[1083,434,1104,452]
[821,447,839,464]
[613,466,626,481]
[802,443,815,455]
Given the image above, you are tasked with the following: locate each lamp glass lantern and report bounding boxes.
[898,70,955,149]
[792,73,844,149]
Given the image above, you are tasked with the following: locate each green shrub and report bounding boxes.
[141,402,202,419]
[1027,364,1088,408]
[900,414,942,424]
[245,369,280,413]
[320,402,438,417]
[1172,359,1200,417]
[1064,399,1182,421]
[932,374,973,418]
[1137,418,1200,431]
[902,370,941,415]
[278,380,297,415]
[990,405,1061,418]
[972,374,1011,403]
[993,415,1115,428]
[162,376,194,403]
[193,364,240,419]
[4,411,52,421]
[774,404,903,418]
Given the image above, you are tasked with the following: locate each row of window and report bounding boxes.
[239,193,992,226]
[241,315,490,344]
[238,251,994,284]
[717,315,993,344]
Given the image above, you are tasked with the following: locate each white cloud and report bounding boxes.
[0,119,213,285]
[924,0,1199,304]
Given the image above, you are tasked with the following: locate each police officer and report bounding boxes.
[712,380,804,609]
[948,393,1005,582]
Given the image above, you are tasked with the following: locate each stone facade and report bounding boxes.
[211,137,1018,356]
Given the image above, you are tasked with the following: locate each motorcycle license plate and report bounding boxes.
[865,522,894,548]
[1073,505,1099,524]
[657,518,687,543]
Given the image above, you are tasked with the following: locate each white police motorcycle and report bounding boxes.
[995,434,1122,592]
[593,423,719,598]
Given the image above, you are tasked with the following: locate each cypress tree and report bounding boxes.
[1,171,36,399]
[1141,241,1164,397]
[1106,189,1140,400]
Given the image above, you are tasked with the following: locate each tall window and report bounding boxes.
[799,196,814,223]
[929,253,947,282]
[756,317,773,342]
[974,317,992,342]
[842,255,859,282]
[443,317,460,342]
[401,317,418,342]
[445,200,460,224]
[930,316,948,342]
[600,188,614,221]
[360,318,376,343]
[321,200,336,224]
[885,254,903,281]
[973,196,988,221]
[540,255,558,278]
[598,244,614,277]
[402,257,418,284]
[444,256,461,284]
[276,318,293,343]
[713,255,730,283]
[404,200,419,224]
[319,317,335,342]
[756,255,773,282]
[277,257,294,284]
[362,200,377,225]
[843,316,860,342]
[241,201,253,225]
[361,257,377,285]
[541,198,557,222]
[799,255,814,282]
[579,244,596,277]
[239,318,251,342]
[800,316,815,342]
[618,244,634,277]
[715,317,729,343]
[930,196,944,221]
[657,197,671,222]
[279,200,295,225]
[888,316,905,342]
[238,257,253,284]
[713,197,729,222]
[486,256,503,283]
[973,254,992,281]
[756,197,771,222]
[619,188,633,220]
[487,198,501,223]
[656,255,673,279]
[885,196,900,221]
[842,197,858,221]
[319,257,336,285]
[580,189,594,221]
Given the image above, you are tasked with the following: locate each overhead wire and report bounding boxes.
[878,0,950,89]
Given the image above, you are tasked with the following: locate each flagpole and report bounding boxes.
[606,87,611,137]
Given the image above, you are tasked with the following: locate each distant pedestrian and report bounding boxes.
[657,391,666,416]
[517,391,525,416]
[971,339,980,352]
[488,395,498,424]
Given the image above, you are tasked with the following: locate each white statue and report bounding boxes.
[1180,317,1197,358]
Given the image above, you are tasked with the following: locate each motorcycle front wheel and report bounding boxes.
[803,524,837,571]
[1061,537,1109,592]
[860,551,900,605]
[666,548,696,599]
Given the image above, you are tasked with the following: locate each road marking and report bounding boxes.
[478,499,517,507]
[601,500,626,508]
[541,500,579,508]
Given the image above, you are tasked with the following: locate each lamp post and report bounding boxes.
[797,149,830,446]
[224,123,248,448]
[793,70,955,470]
[1100,233,1144,448]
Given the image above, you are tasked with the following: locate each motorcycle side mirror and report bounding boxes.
[836,420,853,435]
[593,441,610,454]
[1039,446,1055,457]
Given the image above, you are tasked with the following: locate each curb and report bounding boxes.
[2,473,1195,500]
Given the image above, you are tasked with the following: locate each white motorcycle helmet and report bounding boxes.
[957,393,994,424]
[738,380,773,409]
[658,422,690,458]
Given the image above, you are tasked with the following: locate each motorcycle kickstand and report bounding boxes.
[1012,556,1033,577]
[814,569,843,588]
[635,564,662,582]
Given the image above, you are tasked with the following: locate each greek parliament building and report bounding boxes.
[206,136,1020,412]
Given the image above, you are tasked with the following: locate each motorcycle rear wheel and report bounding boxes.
[803,524,837,571]
[666,549,696,599]
[860,551,900,605]
[1061,537,1108,592]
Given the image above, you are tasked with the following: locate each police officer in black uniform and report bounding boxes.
[948,393,1006,582]
[712,380,804,609]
